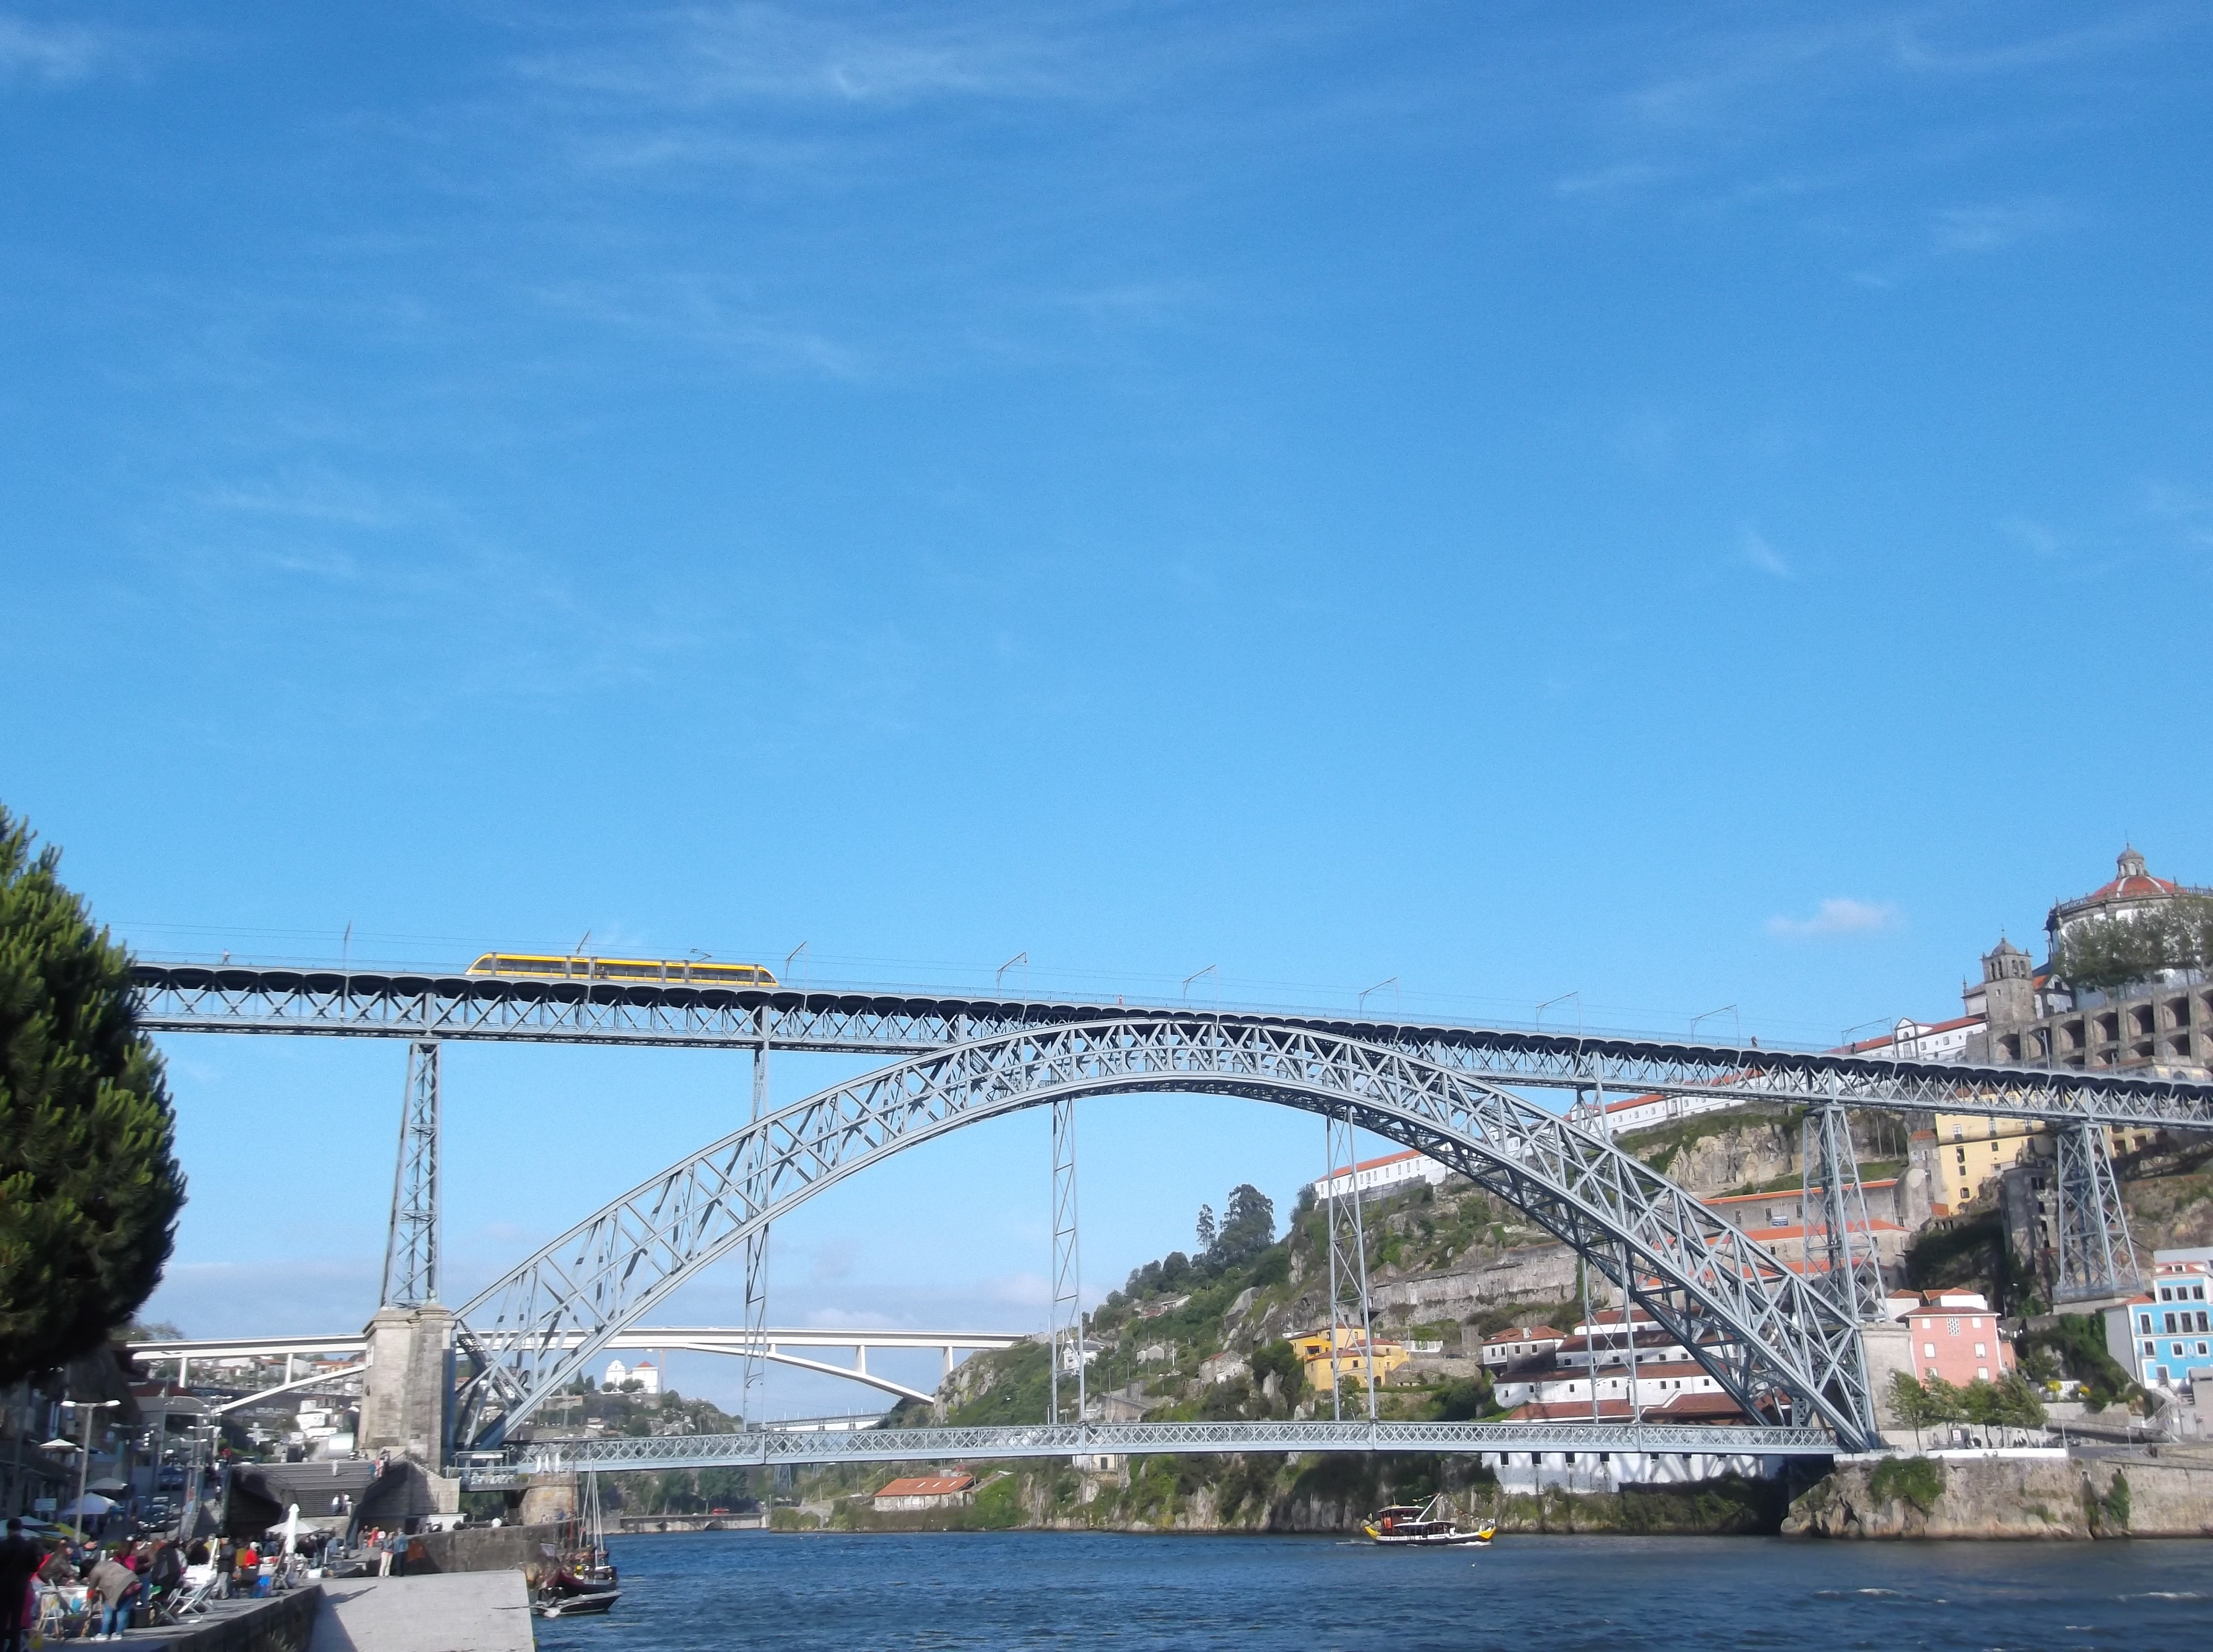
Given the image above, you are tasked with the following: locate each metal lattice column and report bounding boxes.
[1800,1104,1884,1323]
[1322,1108,1377,1421]
[1048,1097,1083,1424]
[739,1011,773,1422]
[381,1040,441,1306]
[2054,1122,2141,1302]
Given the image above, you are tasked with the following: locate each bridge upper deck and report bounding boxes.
[130,961,2213,1126]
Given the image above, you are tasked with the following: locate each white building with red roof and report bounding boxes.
[1309,1147,1449,1201]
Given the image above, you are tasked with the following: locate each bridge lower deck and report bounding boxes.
[467,1419,1834,1484]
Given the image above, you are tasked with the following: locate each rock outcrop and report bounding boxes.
[1785,1454,2213,1539]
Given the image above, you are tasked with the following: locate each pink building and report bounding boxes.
[1904,1290,2014,1385]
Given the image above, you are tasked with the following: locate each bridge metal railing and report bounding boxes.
[454,1418,1836,1485]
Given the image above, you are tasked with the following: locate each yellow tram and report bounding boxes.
[466,952,778,987]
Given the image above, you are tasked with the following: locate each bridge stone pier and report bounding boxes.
[360,1303,456,1471]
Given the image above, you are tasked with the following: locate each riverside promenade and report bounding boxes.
[307,1573,533,1652]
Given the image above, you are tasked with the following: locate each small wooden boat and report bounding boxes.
[1362,1493,1495,1546]
[532,1470,622,1618]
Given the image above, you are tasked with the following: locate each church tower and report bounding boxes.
[1980,936,2035,1036]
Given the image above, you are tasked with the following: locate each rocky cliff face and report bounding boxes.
[1784,1455,2213,1539]
[1649,1118,1798,1196]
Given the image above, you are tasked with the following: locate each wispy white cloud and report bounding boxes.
[1889,11,2180,77]
[2000,514,2069,559]
[534,278,871,379]
[0,13,123,85]
[980,1269,1049,1309]
[512,5,1072,111]
[1554,160,1673,197]
[2140,481,2213,549]
[1739,526,1791,578]
[1929,197,2073,255]
[1767,898,1902,939]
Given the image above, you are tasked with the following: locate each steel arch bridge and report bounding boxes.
[449,1015,1883,1455]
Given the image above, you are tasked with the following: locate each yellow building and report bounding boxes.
[1289,1327,1409,1389]
[1930,1114,2159,1215]
[1932,1113,2043,1214]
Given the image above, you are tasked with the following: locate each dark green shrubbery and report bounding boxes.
[1869,1456,1943,1513]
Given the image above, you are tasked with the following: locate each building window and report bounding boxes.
[2199,1343,2210,1358]
[1974,1344,1987,1359]
[1977,1367,1989,1380]
[1923,1344,1936,1359]
[2145,1342,2157,1357]
[1947,1318,1961,1336]
[2175,1344,2187,1359]
[2141,1313,2154,1334]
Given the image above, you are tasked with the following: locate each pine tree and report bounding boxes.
[0,806,186,1384]
[1195,1203,1216,1251]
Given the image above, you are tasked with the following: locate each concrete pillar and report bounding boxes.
[1859,1320,1915,1441]
[359,1304,455,1470]
[517,1472,577,1528]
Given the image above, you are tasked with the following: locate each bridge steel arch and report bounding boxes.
[450,1017,1882,1453]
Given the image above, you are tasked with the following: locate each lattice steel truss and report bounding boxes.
[739,1022,772,1421]
[2053,1122,2142,1302]
[1048,1096,1083,1425]
[1800,1105,1884,1323]
[380,1040,441,1306]
[477,1417,1835,1484]
[1321,1108,1377,1422]
[445,1016,1883,1452]
[131,964,2213,1127]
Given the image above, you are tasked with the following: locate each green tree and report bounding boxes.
[2052,898,2213,992]
[1920,1375,1968,1424]
[1430,1373,1492,1421]
[0,808,186,1385]
[1886,1371,1943,1450]
[1209,1184,1276,1268]
[1249,1338,1302,1396]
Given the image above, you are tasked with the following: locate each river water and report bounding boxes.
[536,1530,2213,1651]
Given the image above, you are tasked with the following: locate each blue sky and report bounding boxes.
[6,1,2210,1416]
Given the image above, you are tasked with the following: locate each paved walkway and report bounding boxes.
[308,1573,533,1652]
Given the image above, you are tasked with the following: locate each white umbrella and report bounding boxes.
[282,1504,300,1556]
[58,1494,116,1519]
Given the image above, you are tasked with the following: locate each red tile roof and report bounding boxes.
[1319,1148,1434,1178]
[875,1475,975,1498]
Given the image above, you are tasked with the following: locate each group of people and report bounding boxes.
[0,1502,425,1646]
[0,1516,305,1645]
[0,1517,195,1645]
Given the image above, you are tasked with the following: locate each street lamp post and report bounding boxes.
[61,1399,120,1538]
